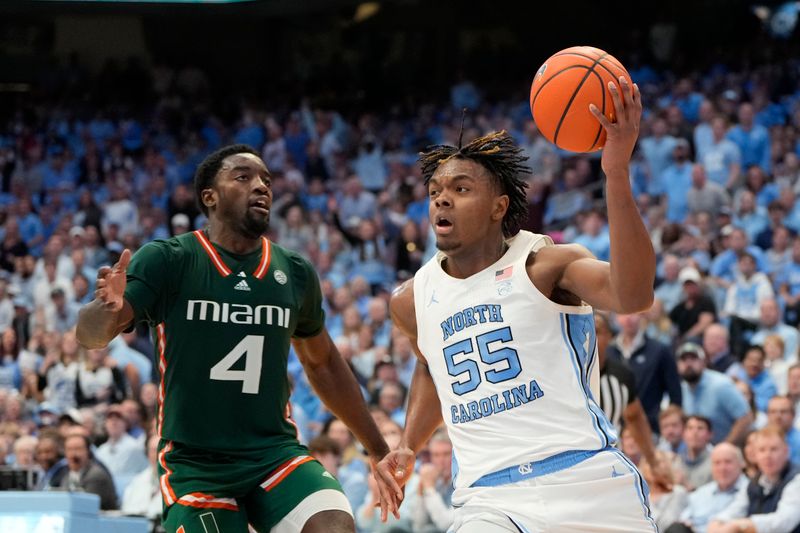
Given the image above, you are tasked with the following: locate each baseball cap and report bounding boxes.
[69,226,86,239]
[678,266,702,284]
[677,342,706,360]
[59,408,84,425]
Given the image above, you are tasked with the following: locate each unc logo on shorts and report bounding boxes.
[273,270,287,285]
[518,462,533,476]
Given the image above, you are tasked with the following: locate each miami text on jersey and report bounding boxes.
[450,379,544,424]
[185,299,291,328]
[441,304,505,342]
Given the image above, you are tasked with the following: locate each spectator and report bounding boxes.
[789,364,800,429]
[763,335,791,395]
[659,405,688,456]
[723,253,773,357]
[412,431,454,533]
[120,434,160,520]
[307,434,367,513]
[57,433,118,510]
[765,396,800,466]
[642,450,688,532]
[670,267,718,342]
[677,342,753,444]
[656,254,684,313]
[726,103,771,174]
[572,210,610,261]
[710,227,768,284]
[34,430,65,490]
[641,116,678,195]
[668,443,748,533]
[11,434,37,468]
[682,415,715,490]
[708,425,800,533]
[765,225,792,277]
[703,323,746,381]
[701,116,742,190]
[750,298,800,362]
[94,404,148,497]
[608,312,683,433]
[777,235,800,327]
[742,346,778,413]
[687,164,731,218]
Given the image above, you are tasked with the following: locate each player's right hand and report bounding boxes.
[94,249,131,312]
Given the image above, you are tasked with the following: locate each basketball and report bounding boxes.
[530,46,632,153]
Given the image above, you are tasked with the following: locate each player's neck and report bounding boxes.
[206,224,262,254]
[443,235,508,279]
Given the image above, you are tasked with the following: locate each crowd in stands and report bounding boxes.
[0,52,799,532]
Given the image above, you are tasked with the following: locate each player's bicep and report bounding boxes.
[559,255,619,311]
[292,257,325,339]
[291,328,334,369]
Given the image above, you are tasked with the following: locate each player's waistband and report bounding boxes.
[470,447,611,488]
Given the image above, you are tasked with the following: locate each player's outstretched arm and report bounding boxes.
[76,249,135,349]
[374,281,445,512]
[557,76,654,314]
[292,329,402,519]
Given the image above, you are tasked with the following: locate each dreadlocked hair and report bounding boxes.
[419,130,531,237]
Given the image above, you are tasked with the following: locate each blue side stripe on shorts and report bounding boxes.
[612,450,658,532]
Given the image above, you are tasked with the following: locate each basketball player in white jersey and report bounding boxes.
[373,77,658,532]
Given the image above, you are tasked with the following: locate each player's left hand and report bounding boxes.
[589,75,642,179]
[370,452,406,522]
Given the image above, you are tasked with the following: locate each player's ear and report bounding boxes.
[491,194,509,222]
[201,188,217,211]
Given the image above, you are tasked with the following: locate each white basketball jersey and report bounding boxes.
[413,230,617,490]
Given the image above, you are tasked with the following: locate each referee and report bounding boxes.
[595,311,673,490]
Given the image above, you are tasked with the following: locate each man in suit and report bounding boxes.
[58,433,118,510]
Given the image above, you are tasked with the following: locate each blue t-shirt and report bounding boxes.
[681,369,750,443]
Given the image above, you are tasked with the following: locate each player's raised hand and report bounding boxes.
[589,75,642,178]
[94,249,131,312]
[372,447,414,521]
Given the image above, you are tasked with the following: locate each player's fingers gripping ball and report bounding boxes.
[530,46,632,153]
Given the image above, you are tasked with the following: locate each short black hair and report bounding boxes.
[194,144,260,216]
[419,130,530,237]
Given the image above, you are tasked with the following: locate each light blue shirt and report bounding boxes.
[680,475,748,533]
[682,370,750,443]
[702,139,741,187]
[573,229,611,261]
[640,135,678,193]
[748,371,778,413]
[751,323,800,361]
[727,124,771,173]
[710,247,768,281]
[661,162,693,222]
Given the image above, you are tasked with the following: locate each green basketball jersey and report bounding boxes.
[124,230,323,453]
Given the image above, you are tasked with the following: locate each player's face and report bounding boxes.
[428,158,507,254]
[212,153,273,239]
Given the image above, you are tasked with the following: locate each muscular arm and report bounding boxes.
[76,250,134,349]
[76,299,134,349]
[292,330,389,460]
[390,280,444,453]
[556,77,655,314]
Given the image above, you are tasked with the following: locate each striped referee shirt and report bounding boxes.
[600,357,638,436]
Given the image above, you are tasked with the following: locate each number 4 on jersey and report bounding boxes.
[209,335,264,394]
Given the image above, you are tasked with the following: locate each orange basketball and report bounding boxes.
[530,46,632,153]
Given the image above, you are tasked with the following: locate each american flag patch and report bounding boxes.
[495,266,513,281]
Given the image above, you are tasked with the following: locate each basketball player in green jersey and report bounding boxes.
[76,144,402,533]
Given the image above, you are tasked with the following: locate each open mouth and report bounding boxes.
[250,198,270,215]
[435,216,453,234]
